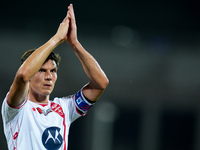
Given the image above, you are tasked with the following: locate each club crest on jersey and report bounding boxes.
[42,127,63,150]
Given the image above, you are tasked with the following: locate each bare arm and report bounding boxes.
[8,9,70,107]
[66,4,109,102]
[70,42,109,101]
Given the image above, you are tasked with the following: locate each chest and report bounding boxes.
[22,102,69,128]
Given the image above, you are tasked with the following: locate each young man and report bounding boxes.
[1,4,109,150]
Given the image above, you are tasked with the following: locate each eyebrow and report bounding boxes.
[39,66,57,71]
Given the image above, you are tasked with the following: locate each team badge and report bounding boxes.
[42,127,63,150]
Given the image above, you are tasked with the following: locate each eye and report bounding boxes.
[51,69,57,73]
[39,69,46,72]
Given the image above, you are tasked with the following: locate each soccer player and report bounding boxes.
[1,4,109,150]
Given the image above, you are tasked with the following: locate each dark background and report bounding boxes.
[0,0,200,150]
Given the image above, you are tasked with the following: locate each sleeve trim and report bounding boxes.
[6,93,28,109]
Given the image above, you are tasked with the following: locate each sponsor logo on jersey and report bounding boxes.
[42,127,63,150]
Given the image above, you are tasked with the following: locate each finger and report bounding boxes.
[70,4,75,18]
[68,4,76,22]
[62,11,70,23]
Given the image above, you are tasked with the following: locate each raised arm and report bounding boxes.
[66,4,109,102]
[8,9,70,107]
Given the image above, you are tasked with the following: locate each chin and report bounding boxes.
[42,90,52,96]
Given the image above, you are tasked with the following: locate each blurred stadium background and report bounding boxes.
[0,0,200,150]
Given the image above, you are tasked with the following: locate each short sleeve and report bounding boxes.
[1,93,27,124]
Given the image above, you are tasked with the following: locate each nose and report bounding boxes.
[45,71,52,81]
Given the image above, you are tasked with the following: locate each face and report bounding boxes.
[29,59,58,97]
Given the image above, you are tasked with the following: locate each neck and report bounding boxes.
[28,92,49,104]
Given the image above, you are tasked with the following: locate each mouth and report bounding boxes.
[43,84,52,88]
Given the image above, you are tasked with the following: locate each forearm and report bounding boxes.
[18,36,61,81]
[70,41,109,90]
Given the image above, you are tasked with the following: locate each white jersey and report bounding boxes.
[1,89,94,150]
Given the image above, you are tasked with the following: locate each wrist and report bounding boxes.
[68,40,81,49]
[50,36,64,46]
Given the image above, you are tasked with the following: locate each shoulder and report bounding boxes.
[52,95,74,102]
[2,92,30,123]
[51,95,75,109]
